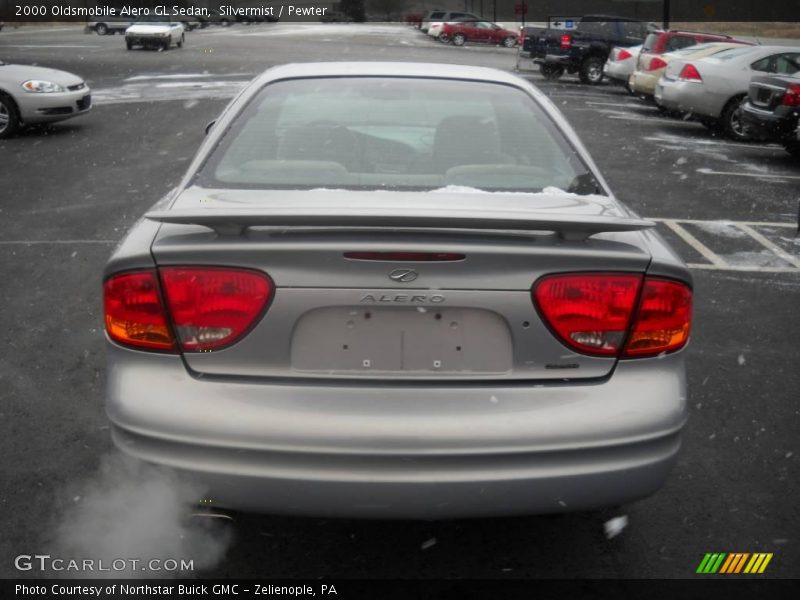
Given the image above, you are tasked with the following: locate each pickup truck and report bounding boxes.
[517,15,651,85]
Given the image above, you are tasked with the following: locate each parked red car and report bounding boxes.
[441,21,518,48]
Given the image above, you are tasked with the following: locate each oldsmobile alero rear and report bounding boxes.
[103,62,692,519]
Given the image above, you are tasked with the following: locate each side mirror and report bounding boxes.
[205,120,216,135]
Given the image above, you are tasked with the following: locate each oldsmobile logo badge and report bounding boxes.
[388,268,418,283]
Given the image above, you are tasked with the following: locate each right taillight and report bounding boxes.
[533,273,692,358]
[623,278,692,357]
[678,63,703,82]
[648,57,668,71]
[617,49,632,61]
[560,34,572,50]
[781,83,800,107]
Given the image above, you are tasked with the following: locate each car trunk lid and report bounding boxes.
[147,188,655,381]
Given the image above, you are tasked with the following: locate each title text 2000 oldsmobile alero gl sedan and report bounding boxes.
[104,62,692,519]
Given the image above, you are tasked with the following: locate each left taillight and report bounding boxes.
[104,271,176,352]
[648,56,668,71]
[104,267,273,352]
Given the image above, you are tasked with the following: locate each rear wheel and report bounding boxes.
[95,23,108,36]
[721,96,752,141]
[452,33,466,46]
[785,141,800,157]
[579,56,604,85]
[438,34,449,43]
[0,94,20,139]
[502,36,517,48]
[540,64,564,81]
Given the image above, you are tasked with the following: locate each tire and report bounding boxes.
[579,56,605,85]
[540,64,565,81]
[125,40,133,50]
[502,36,517,48]
[177,34,184,48]
[438,34,449,43]
[721,96,752,141]
[162,40,170,51]
[0,94,21,140]
[95,23,108,36]
[452,33,466,46]
[784,141,800,158]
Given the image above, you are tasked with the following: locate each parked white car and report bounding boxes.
[0,60,91,138]
[604,45,642,91]
[125,21,185,51]
[655,45,800,140]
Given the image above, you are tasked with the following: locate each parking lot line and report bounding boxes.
[0,240,115,245]
[736,224,800,269]
[651,218,800,273]
[660,219,730,268]
[697,168,800,181]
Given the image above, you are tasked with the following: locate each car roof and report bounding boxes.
[251,62,529,88]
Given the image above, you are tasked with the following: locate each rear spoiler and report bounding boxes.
[145,208,655,241]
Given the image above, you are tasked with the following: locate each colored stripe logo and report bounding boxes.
[697,553,773,574]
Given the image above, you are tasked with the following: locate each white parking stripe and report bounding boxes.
[687,264,800,273]
[1,44,103,49]
[661,220,730,268]
[0,240,115,245]
[652,218,800,273]
[697,167,800,181]
[736,224,800,269]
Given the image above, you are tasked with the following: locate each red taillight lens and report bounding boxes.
[533,273,692,358]
[617,49,632,61]
[678,63,703,82]
[104,271,176,351]
[648,57,668,71]
[533,274,643,356]
[623,278,692,357]
[781,83,800,107]
[159,267,273,351]
[560,34,572,49]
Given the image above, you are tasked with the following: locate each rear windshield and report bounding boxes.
[196,77,597,194]
[428,12,445,19]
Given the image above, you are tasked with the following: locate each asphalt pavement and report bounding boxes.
[0,23,798,580]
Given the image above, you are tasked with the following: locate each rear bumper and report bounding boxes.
[106,344,688,519]
[654,79,721,117]
[603,61,633,83]
[629,70,660,96]
[741,103,799,142]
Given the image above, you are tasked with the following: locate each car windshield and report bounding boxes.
[196,77,596,194]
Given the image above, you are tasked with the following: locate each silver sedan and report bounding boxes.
[655,45,800,140]
[104,62,693,519]
[0,61,91,139]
